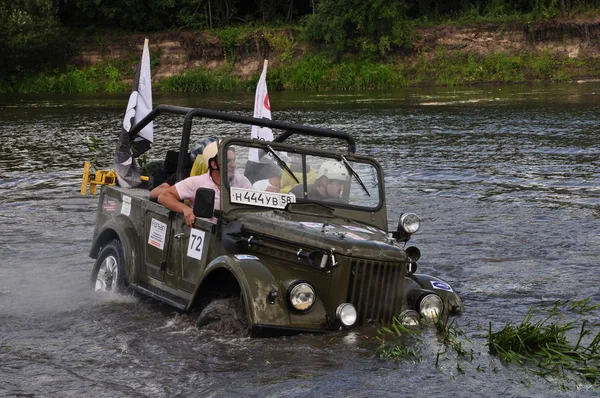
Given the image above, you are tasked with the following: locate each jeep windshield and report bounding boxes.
[223,141,383,211]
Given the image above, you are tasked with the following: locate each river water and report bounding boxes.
[1,83,599,397]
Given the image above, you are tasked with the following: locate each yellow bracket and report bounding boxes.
[80,161,150,196]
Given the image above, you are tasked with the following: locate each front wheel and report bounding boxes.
[91,240,126,293]
[196,297,249,337]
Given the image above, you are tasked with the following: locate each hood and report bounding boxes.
[235,210,407,262]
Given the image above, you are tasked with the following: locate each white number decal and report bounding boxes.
[187,229,206,260]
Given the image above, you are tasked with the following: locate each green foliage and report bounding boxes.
[0,0,76,76]
[9,63,128,94]
[301,0,415,56]
[488,301,600,383]
[56,0,178,31]
[375,314,423,361]
[375,298,600,386]
[271,53,405,90]
[159,67,243,92]
[405,48,588,86]
[214,26,247,62]
[16,66,100,94]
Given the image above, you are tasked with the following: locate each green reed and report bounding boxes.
[375,313,424,361]
[488,301,600,383]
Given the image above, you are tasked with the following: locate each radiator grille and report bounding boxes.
[347,260,405,324]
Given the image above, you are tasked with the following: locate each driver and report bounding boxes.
[289,160,348,201]
[158,141,251,226]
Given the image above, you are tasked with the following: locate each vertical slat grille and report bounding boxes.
[347,259,404,324]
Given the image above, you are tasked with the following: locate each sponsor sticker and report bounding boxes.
[431,281,453,292]
[121,195,131,216]
[102,197,117,214]
[235,254,258,260]
[342,225,374,234]
[345,232,366,241]
[367,226,384,234]
[148,218,166,250]
[230,187,295,209]
[187,228,206,260]
[300,222,323,228]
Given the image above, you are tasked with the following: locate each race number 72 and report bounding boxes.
[187,228,206,260]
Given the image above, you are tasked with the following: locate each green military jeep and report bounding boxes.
[87,105,463,335]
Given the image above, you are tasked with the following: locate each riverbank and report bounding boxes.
[8,16,600,93]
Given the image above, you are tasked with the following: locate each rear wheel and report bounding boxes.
[196,297,249,336]
[91,240,126,293]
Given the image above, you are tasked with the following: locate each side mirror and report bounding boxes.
[193,188,215,218]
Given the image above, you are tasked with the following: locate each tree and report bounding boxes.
[301,0,414,56]
[0,0,74,75]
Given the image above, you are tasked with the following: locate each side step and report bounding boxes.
[131,282,189,310]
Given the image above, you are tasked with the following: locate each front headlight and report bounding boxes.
[398,310,420,327]
[419,294,443,321]
[336,303,357,327]
[400,213,421,234]
[288,282,316,311]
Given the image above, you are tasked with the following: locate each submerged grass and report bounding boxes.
[376,298,600,387]
[375,313,424,361]
[489,301,600,383]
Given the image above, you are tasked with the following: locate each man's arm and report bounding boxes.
[158,185,196,227]
[149,182,170,200]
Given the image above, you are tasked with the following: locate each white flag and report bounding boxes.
[124,38,153,158]
[249,60,272,162]
[115,38,153,188]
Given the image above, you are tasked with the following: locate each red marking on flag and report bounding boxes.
[264,93,271,111]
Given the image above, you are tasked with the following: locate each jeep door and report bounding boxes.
[164,214,214,293]
[143,202,173,282]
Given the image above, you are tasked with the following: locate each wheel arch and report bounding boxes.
[408,273,464,315]
[190,255,290,328]
[89,216,140,283]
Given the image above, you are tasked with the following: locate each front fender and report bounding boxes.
[406,273,464,315]
[198,255,291,327]
[90,215,140,284]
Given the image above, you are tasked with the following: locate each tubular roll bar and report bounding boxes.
[128,104,357,181]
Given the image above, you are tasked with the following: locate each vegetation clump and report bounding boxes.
[376,298,600,387]
[489,299,600,383]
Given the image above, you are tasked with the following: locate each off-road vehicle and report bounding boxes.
[83,105,463,335]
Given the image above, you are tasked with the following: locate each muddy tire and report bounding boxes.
[196,297,249,337]
[91,240,126,293]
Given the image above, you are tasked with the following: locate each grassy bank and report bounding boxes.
[2,46,599,94]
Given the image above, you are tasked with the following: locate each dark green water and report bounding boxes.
[1,83,599,397]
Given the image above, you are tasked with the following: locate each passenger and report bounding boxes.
[149,137,215,200]
[280,154,316,194]
[158,142,250,226]
[252,162,282,193]
[190,137,216,177]
[289,160,348,201]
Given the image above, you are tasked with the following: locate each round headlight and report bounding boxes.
[336,303,357,327]
[400,213,421,234]
[397,310,421,327]
[289,282,316,311]
[419,294,443,321]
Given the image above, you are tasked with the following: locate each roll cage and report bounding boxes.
[127,104,357,183]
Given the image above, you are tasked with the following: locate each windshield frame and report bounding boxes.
[221,138,385,214]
